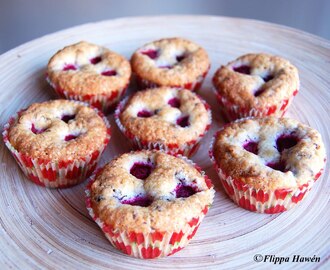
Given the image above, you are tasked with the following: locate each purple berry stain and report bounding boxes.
[130,162,153,180]
[61,114,75,123]
[176,115,190,127]
[243,141,258,155]
[137,110,153,118]
[31,124,47,134]
[276,134,299,152]
[168,98,181,108]
[122,196,152,207]
[233,65,250,75]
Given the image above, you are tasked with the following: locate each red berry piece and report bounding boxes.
[262,74,274,82]
[243,141,258,155]
[141,49,158,59]
[63,64,77,71]
[130,162,153,180]
[31,124,47,134]
[101,70,117,76]
[61,114,75,123]
[266,161,287,172]
[233,65,251,75]
[90,56,102,64]
[276,134,299,152]
[176,54,185,62]
[175,184,197,198]
[121,196,152,207]
[168,97,181,108]
[176,115,190,127]
[137,110,153,118]
[64,134,78,141]
[254,88,265,97]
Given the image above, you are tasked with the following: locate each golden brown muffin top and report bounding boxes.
[213,53,299,108]
[131,38,210,86]
[212,117,326,190]
[90,150,214,233]
[117,87,211,146]
[8,99,109,162]
[47,41,131,95]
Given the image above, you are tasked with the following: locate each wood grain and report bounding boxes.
[0,16,329,270]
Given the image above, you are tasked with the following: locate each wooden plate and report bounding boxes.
[0,16,329,269]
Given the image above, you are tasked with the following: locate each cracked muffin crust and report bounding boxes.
[47,41,131,114]
[131,38,210,91]
[210,117,326,213]
[115,87,211,156]
[86,150,214,259]
[212,53,299,120]
[3,99,110,188]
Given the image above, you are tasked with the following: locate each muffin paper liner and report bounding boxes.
[135,67,209,92]
[213,87,299,121]
[85,152,213,259]
[114,96,212,157]
[46,76,128,115]
[2,102,111,188]
[209,127,325,214]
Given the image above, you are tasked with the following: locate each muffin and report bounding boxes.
[210,117,326,213]
[115,87,211,157]
[212,53,299,120]
[3,99,110,188]
[131,38,210,91]
[47,41,131,114]
[85,150,214,259]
